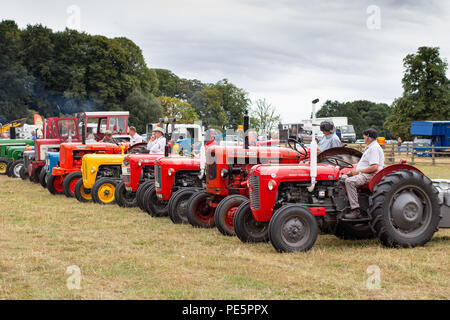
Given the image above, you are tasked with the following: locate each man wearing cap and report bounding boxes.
[147,126,166,154]
[129,126,143,146]
[317,121,341,154]
[102,130,115,144]
[342,128,385,219]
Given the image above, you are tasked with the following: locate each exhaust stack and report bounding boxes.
[308,99,319,193]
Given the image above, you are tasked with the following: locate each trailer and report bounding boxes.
[410,121,450,156]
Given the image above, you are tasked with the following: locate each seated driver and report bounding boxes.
[317,121,341,154]
[343,128,384,219]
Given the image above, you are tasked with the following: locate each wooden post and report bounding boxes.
[432,144,436,165]
[411,144,415,165]
[391,143,395,163]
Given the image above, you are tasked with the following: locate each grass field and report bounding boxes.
[0,167,449,300]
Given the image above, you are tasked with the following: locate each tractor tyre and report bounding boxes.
[63,172,82,198]
[168,188,197,224]
[39,169,48,188]
[0,157,9,175]
[47,174,64,195]
[19,165,28,180]
[334,222,375,240]
[92,178,118,205]
[215,195,248,236]
[142,184,169,217]
[115,182,137,207]
[136,181,155,211]
[31,166,42,183]
[369,170,442,248]
[6,161,14,177]
[268,205,318,253]
[74,178,92,203]
[233,200,269,243]
[9,161,24,179]
[187,191,216,228]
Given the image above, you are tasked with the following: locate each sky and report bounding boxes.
[2,0,449,122]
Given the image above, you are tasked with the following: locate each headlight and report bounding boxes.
[168,168,172,176]
[268,180,276,191]
[220,169,228,178]
[90,167,95,173]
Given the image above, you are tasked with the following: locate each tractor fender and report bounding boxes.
[366,164,423,192]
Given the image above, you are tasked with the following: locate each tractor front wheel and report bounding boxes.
[168,188,197,224]
[233,200,269,243]
[369,170,441,248]
[0,157,8,175]
[215,195,248,236]
[115,182,137,207]
[47,174,64,195]
[31,166,42,183]
[63,172,82,198]
[269,205,318,252]
[137,181,154,211]
[19,165,28,180]
[74,178,92,203]
[92,178,118,205]
[143,185,168,217]
[187,191,216,228]
[9,161,24,179]
[39,169,48,188]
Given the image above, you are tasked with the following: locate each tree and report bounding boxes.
[157,96,199,123]
[213,79,250,129]
[250,98,280,134]
[385,46,450,139]
[190,88,228,128]
[125,89,162,133]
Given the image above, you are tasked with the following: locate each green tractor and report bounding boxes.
[0,139,34,177]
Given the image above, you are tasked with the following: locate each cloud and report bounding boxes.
[1,0,449,122]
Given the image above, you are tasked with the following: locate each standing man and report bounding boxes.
[147,127,166,154]
[317,121,341,154]
[343,128,385,219]
[205,128,218,148]
[129,126,143,146]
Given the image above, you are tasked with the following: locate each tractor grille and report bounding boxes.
[155,164,162,190]
[249,175,260,210]
[207,163,217,181]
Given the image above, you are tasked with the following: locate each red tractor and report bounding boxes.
[185,112,309,235]
[234,146,449,252]
[148,156,204,222]
[25,116,81,184]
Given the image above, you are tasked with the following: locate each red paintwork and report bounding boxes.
[155,156,200,200]
[250,163,341,222]
[51,143,123,179]
[308,207,326,216]
[366,164,423,192]
[123,154,165,192]
[53,175,64,192]
[205,145,303,198]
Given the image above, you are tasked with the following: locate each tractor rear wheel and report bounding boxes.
[233,200,269,243]
[269,205,318,252]
[63,172,82,198]
[136,181,154,211]
[74,178,92,203]
[369,170,441,248]
[39,169,48,188]
[168,188,197,224]
[187,191,215,228]
[92,178,118,205]
[143,184,169,217]
[115,182,137,207]
[9,161,24,179]
[47,174,64,195]
[215,195,248,236]
[0,157,8,175]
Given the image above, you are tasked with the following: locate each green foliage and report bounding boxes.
[190,87,228,128]
[385,47,450,139]
[316,100,392,138]
[250,98,280,134]
[157,96,199,124]
[125,89,162,133]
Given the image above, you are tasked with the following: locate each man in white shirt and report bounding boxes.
[129,126,143,146]
[147,126,166,154]
[343,128,385,219]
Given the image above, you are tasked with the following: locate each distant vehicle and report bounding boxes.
[337,125,356,143]
[355,139,365,144]
[385,140,398,144]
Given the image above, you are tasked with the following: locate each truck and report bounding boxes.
[410,121,450,156]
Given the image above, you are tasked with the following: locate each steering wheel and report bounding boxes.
[323,156,354,169]
[288,138,308,157]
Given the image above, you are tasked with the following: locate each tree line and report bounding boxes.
[0,20,250,133]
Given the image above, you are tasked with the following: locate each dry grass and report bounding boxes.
[0,174,449,300]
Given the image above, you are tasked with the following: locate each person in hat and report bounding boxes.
[317,121,341,154]
[147,126,166,154]
[102,130,115,143]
